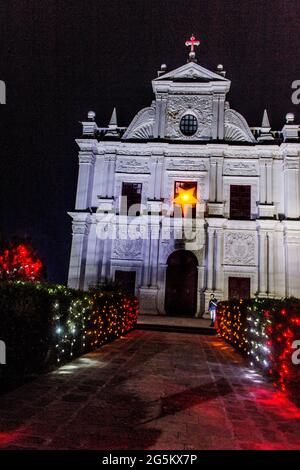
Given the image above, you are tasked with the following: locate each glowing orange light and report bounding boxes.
[173,187,198,206]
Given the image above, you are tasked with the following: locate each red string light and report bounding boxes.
[217,298,300,392]
[0,243,43,281]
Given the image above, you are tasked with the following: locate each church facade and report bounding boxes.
[68,39,300,316]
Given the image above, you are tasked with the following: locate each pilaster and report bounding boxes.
[67,213,91,289]
[75,140,97,210]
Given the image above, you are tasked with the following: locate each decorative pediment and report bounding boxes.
[153,61,228,83]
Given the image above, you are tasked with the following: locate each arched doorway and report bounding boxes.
[165,250,198,316]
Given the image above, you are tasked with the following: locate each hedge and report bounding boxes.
[217,298,300,392]
[0,281,139,392]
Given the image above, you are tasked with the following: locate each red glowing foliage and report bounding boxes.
[0,243,44,281]
[216,298,300,393]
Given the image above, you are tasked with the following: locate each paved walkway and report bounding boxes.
[137,315,213,329]
[1,330,300,450]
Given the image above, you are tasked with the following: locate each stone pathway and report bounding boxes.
[137,314,213,329]
[1,330,300,450]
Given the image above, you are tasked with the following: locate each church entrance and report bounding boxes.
[165,250,198,316]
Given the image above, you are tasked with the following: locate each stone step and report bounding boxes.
[135,323,216,335]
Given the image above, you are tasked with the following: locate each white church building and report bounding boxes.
[68,37,300,316]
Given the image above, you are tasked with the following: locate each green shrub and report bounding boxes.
[0,281,139,393]
[216,298,300,392]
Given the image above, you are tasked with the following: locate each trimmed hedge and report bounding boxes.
[0,281,139,392]
[217,298,300,392]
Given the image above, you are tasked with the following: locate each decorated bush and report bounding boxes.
[0,240,44,281]
[217,298,300,392]
[0,282,53,381]
[0,281,139,392]
[86,289,139,349]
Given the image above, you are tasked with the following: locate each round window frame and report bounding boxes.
[179,113,198,137]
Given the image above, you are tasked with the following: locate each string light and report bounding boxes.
[9,281,139,366]
[53,288,139,365]
[0,243,43,281]
[217,298,300,392]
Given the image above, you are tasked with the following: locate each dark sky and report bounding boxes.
[0,0,300,283]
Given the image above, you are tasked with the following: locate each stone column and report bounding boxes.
[217,95,226,140]
[285,229,300,297]
[197,265,206,316]
[75,152,95,210]
[259,160,267,204]
[100,237,112,280]
[259,230,267,295]
[149,222,160,287]
[157,264,167,314]
[107,154,116,199]
[154,156,164,200]
[68,215,90,289]
[209,159,217,202]
[139,221,160,315]
[153,96,167,138]
[206,228,215,290]
[284,156,300,218]
[266,161,273,204]
[216,158,224,202]
[84,220,100,289]
[149,157,157,200]
[141,234,151,287]
[273,160,284,215]
[275,228,286,297]
[212,95,219,140]
[267,232,274,295]
[215,230,223,292]
[91,154,104,204]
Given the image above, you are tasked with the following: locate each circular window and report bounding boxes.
[180,114,198,136]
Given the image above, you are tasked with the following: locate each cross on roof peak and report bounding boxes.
[185,34,200,62]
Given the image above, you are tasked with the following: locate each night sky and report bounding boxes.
[0,0,300,283]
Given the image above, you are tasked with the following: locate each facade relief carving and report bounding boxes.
[165,95,213,140]
[167,158,207,171]
[113,239,143,260]
[116,158,150,173]
[223,161,258,176]
[117,149,151,156]
[224,232,256,266]
[104,154,116,162]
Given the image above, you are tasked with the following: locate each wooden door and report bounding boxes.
[228,277,250,300]
[115,270,136,296]
[165,250,198,316]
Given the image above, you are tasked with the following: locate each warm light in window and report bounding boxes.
[173,187,198,206]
